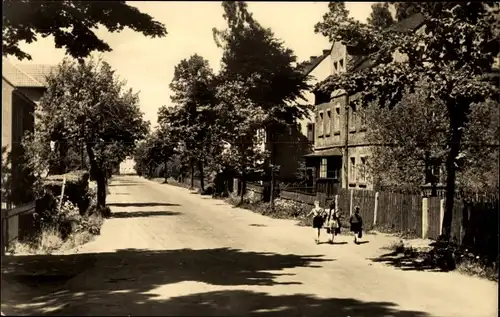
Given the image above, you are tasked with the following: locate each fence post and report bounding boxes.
[439,198,445,236]
[349,189,354,216]
[373,192,379,226]
[422,197,429,239]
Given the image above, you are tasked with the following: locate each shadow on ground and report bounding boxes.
[110,210,182,218]
[1,248,344,316]
[370,251,441,272]
[107,202,181,208]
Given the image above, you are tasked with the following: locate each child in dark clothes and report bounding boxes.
[349,206,363,244]
[307,200,326,244]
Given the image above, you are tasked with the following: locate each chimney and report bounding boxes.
[309,55,318,62]
[322,49,330,55]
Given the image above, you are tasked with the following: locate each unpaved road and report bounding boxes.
[2,175,498,316]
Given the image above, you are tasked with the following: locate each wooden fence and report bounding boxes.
[173,176,498,247]
[1,201,36,255]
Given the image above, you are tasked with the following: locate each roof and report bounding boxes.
[304,148,342,157]
[350,13,426,71]
[301,48,332,76]
[2,59,56,88]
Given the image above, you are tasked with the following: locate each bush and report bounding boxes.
[274,198,311,219]
[43,171,90,215]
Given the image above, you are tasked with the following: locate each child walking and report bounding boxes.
[349,206,363,244]
[325,200,341,244]
[307,200,326,244]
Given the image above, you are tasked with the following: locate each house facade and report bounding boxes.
[259,48,333,185]
[2,59,55,206]
[304,14,426,193]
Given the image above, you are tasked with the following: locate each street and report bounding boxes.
[1,175,498,317]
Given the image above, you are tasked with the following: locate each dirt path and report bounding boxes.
[2,175,497,316]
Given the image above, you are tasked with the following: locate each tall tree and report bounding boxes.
[158,54,219,191]
[367,3,395,29]
[314,2,499,240]
[213,1,311,202]
[2,0,167,60]
[214,77,269,204]
[24,58,149,209]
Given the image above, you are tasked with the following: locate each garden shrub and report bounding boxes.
[43,170,90,215]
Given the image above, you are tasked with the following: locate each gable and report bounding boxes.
[2,59,55,88]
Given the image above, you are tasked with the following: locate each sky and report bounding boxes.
[10,1,374,128]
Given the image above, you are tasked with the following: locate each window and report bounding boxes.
[349,157,356,183]
[319,112,324,136]
[320,158,327,178]
[360,105,367,130]
[350,104,357,131]
[326,110,332,136]
[359,157,367,183]
[307,123,315,142]
[327,166,339,179]
[334,106,340,133]
[339,59,344,71]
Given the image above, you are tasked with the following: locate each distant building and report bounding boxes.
[119,158,136,175]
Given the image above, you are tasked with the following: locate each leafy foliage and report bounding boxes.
[2,0,167,60]
[214,2,311,127]
[367,85,499,192]
[24,57,149,208]
[314,2,499,238]
[393,2,421,22]
[367,3,395,29]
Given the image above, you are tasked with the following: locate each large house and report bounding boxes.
[2,59,55,206]
[304,13,426,193]
[255,48,333,186]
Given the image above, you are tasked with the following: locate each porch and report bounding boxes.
[304,148,342,196]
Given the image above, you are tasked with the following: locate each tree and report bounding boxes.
[367,3,395,29]
[365,83,448,191]
[213,1,311,204]
[2,0,167,61]
[314,2,499,240]
[392,2,421,22]
[158,54,219,191]
[25,58,149,209]
[214,77,269,204]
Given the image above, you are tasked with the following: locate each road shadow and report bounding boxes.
[107,202,181,208]
[369,250,441,272]
[111,210,182,219]
[357,241,370,245]
[249,224,267,227]
[38,290,429,316]
[1,247,337,315]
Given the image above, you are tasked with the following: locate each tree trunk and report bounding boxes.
[442,111,465,241]
[190,159,195,189]
[164,157,168,183]
[240,169,246,205]
[269,127,276,210]
[86,144,106,209]
[198,160,205,191]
